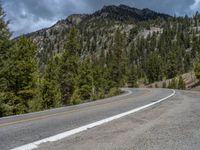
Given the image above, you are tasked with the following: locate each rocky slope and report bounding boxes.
[26,5,171,67]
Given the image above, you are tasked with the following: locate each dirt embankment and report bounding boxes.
[142,72,200,91]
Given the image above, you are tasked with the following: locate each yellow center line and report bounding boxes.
[0,90,151,128]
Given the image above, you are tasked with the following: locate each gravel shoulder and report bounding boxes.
[191,85,200,91]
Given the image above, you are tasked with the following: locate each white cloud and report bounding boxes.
[8,13,57,37]
[190,0,200,11]
[2,0,93,37]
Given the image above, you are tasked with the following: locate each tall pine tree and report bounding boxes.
[40,56,62,109]
[110,29,128,87]
[0,3,11,91]
[1,36,40,115]
[59,27,81,105]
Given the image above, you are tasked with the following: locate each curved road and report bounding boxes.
[0,88,199,150]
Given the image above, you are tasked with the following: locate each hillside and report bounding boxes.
[26,5,171,67]
[26,4,200,88]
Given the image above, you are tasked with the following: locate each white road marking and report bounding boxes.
[11,89,175,150]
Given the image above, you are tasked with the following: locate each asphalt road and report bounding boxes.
[1,88,198,150]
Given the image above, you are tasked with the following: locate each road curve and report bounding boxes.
[0,88,175,150]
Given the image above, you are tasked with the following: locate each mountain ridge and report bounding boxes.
[90,4,170,21]
[27,4,170,36]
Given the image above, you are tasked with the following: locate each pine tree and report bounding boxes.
[0,3,11,91]
[92,62,113,100]
[59,27,81,104]
[146,53,163,83]
[2,36,39,115]
[128,64,138,87]
[0,3,12,116]
[184,53,192,72]
[70,88,82,105]
[110,29,128,87]
[72,58,93,103]
[192,36,200,58]
[0,4,10,58]
[166,50,178,79]
[40,56,62,109]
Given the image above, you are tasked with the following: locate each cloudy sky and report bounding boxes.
[2,0,200,37]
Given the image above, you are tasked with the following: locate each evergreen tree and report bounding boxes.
[71,58,93,104]
[0,3,12,116]
[110,29,128,87]
[128,64,138,87]
[166,51,178,79]
[2,36,39,115]
[92,62,113,100]
[0,3,11,91]
[146,53,163,83]
[184,53,192,72]
[0,4,10,58]
[59,27,81,104]
[40,56,62,109]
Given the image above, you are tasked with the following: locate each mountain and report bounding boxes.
[93,5,170,21]
[26,5,171,67]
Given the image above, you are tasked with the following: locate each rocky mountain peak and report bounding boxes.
[93,4,170,21]
[66,14,88,25]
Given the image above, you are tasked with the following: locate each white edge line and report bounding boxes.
[11,89,175,150]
